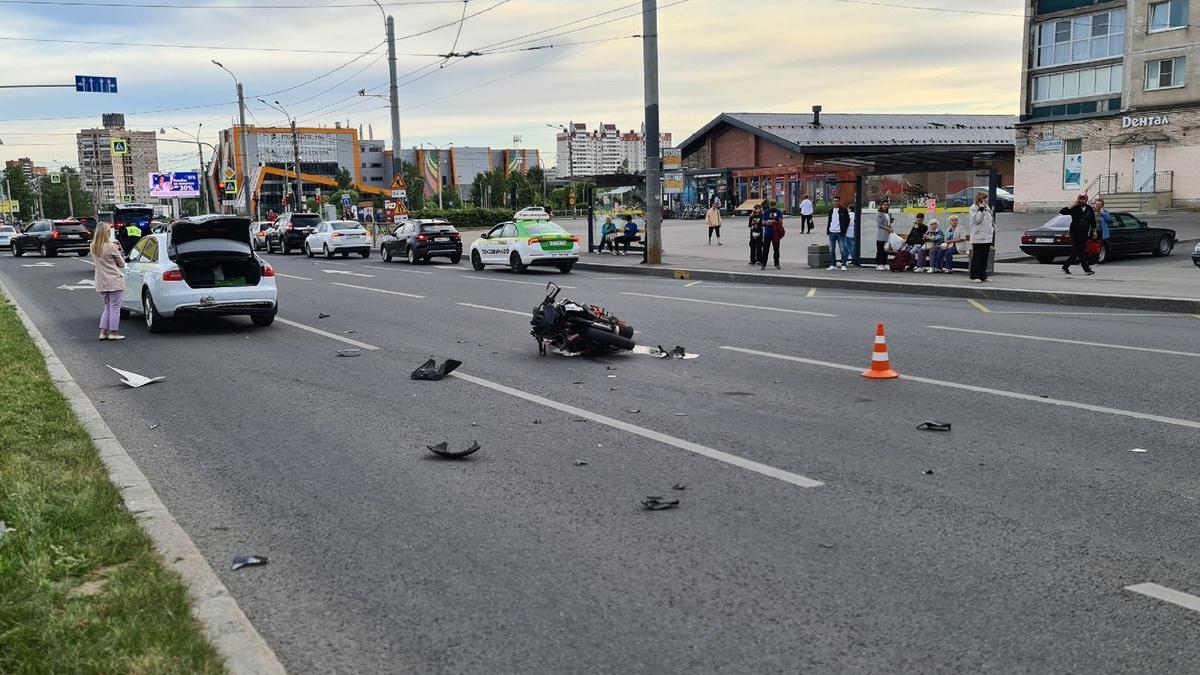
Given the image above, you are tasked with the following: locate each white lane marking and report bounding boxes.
[719,346,1200,432]
[20,262,55,267]
[330,282,424,299]
[322,269,374,278]
[364,265,436,275]
[971,299,1161,316]
[1130,448,1149,453]
[928,325,1200,359]
[457,302,527,316]
[435,265,467,271]
[464,275,575,289]
[275,318,380,350]
[275,273,313,280]
[57,278,95,291]
[622,292,837,318]
[1125,583,1200,613]
[75,257,95,266]
[450,371,824,488]
[806,288,816,298]
[684,280,702,287]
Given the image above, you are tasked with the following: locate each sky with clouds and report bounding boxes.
[0,0,1026,172]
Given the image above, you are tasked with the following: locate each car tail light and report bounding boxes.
[1020,235,1033,244]
[331,232,344,237]
[262,263,275,277]
[569,235,579,243]
[528,237,543,245]
[287,223,294,229]
[1057,234,1071,244]
[51,229,60,239]
[416,233,428,241]
[162,269,183,281]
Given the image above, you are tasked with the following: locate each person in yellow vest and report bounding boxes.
[120,222,143,257]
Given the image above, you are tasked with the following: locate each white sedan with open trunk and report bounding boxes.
[122,215,278,333]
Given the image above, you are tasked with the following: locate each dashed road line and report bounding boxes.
[621,292,836,317]
[719,345,1200,432]
[463,275,575,289]
[450,371,824,489]
[364,265,436,275]
[274,317,380,350]
[456,302,527,316]
[1125,583,1200,614]
[329,282,424,298]
[684,280,703,287]
[275,273,312,280]
[929,325,1200,358]
[967,298,1161,317]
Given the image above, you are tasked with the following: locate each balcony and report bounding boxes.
[1036,0,1108,15]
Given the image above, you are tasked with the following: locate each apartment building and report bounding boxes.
[5,157,47,182]
[1015,0,1200,210]
[555,122,673,177]
[76,113,159,206]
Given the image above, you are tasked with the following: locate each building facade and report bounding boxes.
[5,157,47,182]
[76,114,159,206]
[555,122,672,177]
[1015,0,1200,210]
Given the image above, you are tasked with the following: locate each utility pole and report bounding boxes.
[64,168,74,217]
[290,120,303,211]
[386,16,402,185]
[642,0,663,264]
[236,83,251,216]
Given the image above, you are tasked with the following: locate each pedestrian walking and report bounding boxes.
[748,204,764,265]
[874,201,894,270]
[799,194,815,233]
[935,215,966,273]
[1093,198,1112,264]
[91,222,126,341]
[826,195,850,270]
[705,202,723,245]
[760,200,783,270]
[968,193,996,282]
[1058,192,1096,276]
[843,204,858,267]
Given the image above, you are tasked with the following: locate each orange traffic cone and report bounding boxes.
[862,323,899,379]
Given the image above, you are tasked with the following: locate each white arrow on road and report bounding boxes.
[321,269,375,278]
[58,278,96,290]
[21,262,55,267]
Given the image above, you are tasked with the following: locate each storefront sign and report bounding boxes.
[692,173,723,179]
[1122,115,1170,129]
[1035,139,1063,152]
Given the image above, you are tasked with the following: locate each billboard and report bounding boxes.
[148,171,201,199]
[663,172,684,195]
[662,148,682,171]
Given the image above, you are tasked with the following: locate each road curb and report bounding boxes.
[0,280,287,675]
[573,262,1200,314]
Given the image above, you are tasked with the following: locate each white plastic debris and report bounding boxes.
[106,365,165,388]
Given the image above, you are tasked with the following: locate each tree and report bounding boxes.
[400,160,424,211]
[37,168,94,218]
[3,165,36,222]
[334,167,353,191]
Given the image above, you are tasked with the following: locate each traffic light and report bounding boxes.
[217,181,225,192]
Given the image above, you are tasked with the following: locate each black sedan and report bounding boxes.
[1192,242,1200,268]
[1019,212,1176,265]
[379,219,462,264]
[11,218,93,257]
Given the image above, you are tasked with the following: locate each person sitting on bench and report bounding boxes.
[615,215,640,256]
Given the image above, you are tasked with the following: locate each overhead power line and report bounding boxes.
[0,0,463,8]
[0,35,387,54]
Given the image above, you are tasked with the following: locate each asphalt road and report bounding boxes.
[4,248,1200,674]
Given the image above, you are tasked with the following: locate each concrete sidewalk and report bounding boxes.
[570,233,1200,313]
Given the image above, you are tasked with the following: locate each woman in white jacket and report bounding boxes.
[967,193,995,283]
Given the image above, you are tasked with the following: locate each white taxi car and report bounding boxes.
[468,218,579,273]
[122,215,278,333]
[304,220,371,259]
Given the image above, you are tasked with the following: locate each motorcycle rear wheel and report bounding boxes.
[583,326,635,351]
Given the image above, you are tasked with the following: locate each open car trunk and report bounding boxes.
[169,216,262,288]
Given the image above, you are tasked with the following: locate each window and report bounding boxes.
[1032,64,1123,102]
[1149,0,1188,31]
[1145,56,1186,90]
[1035,9,1125,67]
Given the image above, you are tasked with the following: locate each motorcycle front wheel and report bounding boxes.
[583,326,635,351]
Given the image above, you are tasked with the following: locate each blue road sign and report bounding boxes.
[341,195,352,207]
[74,75,118,94]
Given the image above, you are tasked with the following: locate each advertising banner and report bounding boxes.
[662,148,682,171]
[148,171,201,199]
[663,172,684,195]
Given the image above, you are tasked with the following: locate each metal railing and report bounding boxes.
[1084,173,1119,196]
[1137,171,1174,212]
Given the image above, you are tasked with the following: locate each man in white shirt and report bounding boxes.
[826,196,850,270]
[799,194,815,233]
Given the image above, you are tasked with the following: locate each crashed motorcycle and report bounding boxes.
[531,282,635,355]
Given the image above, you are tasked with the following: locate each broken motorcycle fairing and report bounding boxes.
[530,282,635,355]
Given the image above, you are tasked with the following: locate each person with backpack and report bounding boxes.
[760,200,784,270]
[1059,192,1096,275]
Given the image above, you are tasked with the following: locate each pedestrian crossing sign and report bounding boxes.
[391,175,406,190]
[110,139,128,155]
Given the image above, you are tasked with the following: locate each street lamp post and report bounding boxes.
[212,60,252,217]
[260,99,303,212]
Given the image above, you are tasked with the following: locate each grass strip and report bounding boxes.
[0,298,224,674]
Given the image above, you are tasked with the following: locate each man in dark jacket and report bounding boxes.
[1059,193,1096,275]
[826,195,851,270]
